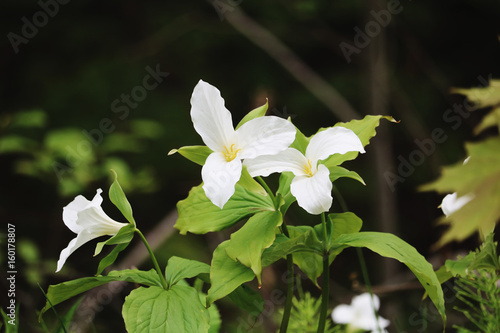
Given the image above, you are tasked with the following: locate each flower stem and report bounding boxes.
[317,213,330,333]
[135,228,169,290]
[255,176,294,333]
[256,176,278,207]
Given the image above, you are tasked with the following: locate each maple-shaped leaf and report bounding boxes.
[421,137,500,246]
[451,79,500,134]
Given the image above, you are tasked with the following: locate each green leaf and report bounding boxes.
[287,226,324,286]
[168,145,213,166]
[261,232,323,268]
[226,284,264,317]
[207,241,255,305]
[420,137,500,245]
[326,212,363,243]
[238,165,266,196]
[0,135,39,153]
[276,172,296,214]
[324,115,397,167]
[328,166,365,185]
[123,285,210,333]
[225,211,282,284]
[54,297,83,333]
[175,183,275,234]
[202,294,222,333]
[443,233,499,278]
[235,100,268,130]
[474,106,500,135]
[451,79,500,109]
[109,169,135,225]
[330,232,446,326]
[0,307,17,332]
[94,223,135,256]
[95,243,129,276]
[40,269,161,318]
[165,256,210,288]
[9,109,47,128]
[289,126,310,154]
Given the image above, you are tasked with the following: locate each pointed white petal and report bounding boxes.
[441,192,474,217]
[237,116,296,159]
[306,127,365,162]
[202,152,242,208]
[290,165,333,214]
[190,80,236,151]
[56,230,95,272]
[331,304,354,324]
[245,148,309,177]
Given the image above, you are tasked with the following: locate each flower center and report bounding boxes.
[304,159,314,176]
[222,144,241,162]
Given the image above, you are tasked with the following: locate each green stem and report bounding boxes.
[255,176,294,332]
[135,228,169,290]
[279,252,294,333]
[256,176,277,207]
[333,185,380,332]
[317,213,329,333]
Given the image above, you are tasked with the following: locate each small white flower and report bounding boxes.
[245,127,365,214]
[440,157,474,217]
[56,189,128,272]
[440,192,474,217]
[190,79,296,208]
[331,293,390,333]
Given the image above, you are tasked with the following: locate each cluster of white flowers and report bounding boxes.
[190,80,365,214]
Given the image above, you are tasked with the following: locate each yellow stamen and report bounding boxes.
[222,144,241,162]
[304,159,314,176]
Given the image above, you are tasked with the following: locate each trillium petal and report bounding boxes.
[245,148,309,177]
[75,206,127,235]
[290,164,333,214]
[62,189,104,234]
[237,116,296,159]
[331,304,354,324]
[56,230,96,272]
[441,192,475,217]
[202,152,243,208]
[306,127,365,162]
[190,80,236,151]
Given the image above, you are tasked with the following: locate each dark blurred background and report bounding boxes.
[1,0,499,332]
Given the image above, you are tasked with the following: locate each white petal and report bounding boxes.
[331,304,354,324]
[202,152,243,208]
[62,189,104,234]
[245,148,309,177]
[56,230,96,272]
[441,192,474,217]
[352,293,380,311]
[237,116,296,159]
[190,80,236,151]
[75,206,127,235]
[290,164,333,214]
[306,127,365,162]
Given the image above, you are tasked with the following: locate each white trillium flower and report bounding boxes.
[190,79,297,208]
[331,293,390,333]
[56,189,128,272]
[440,156,474,217]
[245,127,365,215]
